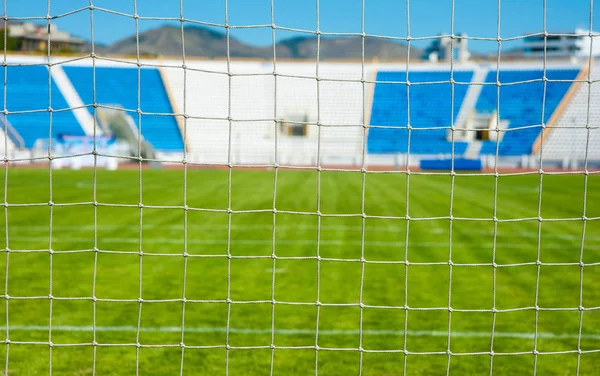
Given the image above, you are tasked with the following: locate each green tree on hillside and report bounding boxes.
[0,28,21,51]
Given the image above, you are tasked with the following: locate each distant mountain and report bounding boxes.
[100,25,422,60]
[276,35,421,60]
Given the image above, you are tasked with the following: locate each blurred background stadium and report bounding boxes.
[2,27,599,170]
[0,0,599,375]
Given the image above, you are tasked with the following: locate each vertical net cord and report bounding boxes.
[575,2,594,374]
[224,0,233,373]
[268,0,278,374]
[45,0,55,372]
[533,2,550,373]
[488,1,502,374]
[489,1,502,371]
[445,0,457,372]
[402,1,412,374]
[0,3,3,167]
[133,0,144,374]
[357,0,367,373]
[313,0,323,374]
[88,1,99,374]
[0,0,4,168]
[2,0,8,373]
[178,0,189,374]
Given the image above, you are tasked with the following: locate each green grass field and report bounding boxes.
[0,166,599,375]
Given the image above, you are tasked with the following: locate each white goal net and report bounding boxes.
[1,0,599,375]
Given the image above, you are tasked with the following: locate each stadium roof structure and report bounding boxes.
[522,28,600,58]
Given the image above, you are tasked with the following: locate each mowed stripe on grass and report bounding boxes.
[0,168,598,375]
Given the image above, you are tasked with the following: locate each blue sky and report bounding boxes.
[6,0,599,52]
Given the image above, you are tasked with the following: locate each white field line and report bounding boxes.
[6,236,600,250]
[4,325,600,340]
[6,225,596,242]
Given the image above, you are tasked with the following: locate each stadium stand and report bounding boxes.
[368,70,474,155]
[367,68,582,162]
[63,65,184,152]
[1,57,593,169]
[541,64,600,162]
[162,61,265,164]
[477,69,580,156]
[6,65,85,148]
[163,61,366,165]
[272,62,366,165]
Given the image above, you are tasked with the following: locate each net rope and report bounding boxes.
[0,0,598,375]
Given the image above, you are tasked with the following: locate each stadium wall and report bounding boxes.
[1,55,597,170]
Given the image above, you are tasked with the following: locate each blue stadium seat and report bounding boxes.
[368,70,473,155]
[5,66,85,148]
[476,69,579,155]
[64,66,184,152]
[420,158,482,171]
